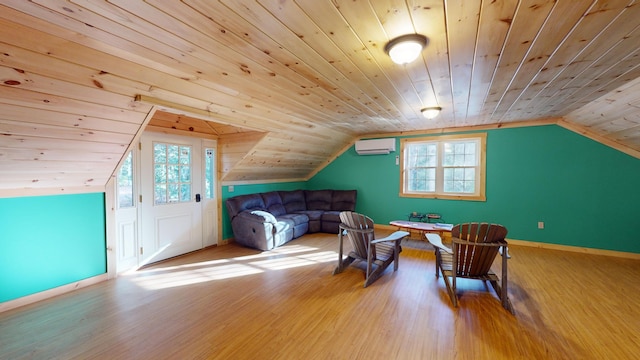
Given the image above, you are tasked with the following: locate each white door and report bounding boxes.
[115,150,139,272]
[139,132,204,265]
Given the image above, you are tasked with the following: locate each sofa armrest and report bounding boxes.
[242,210,277,224]
[230,210,280,251]
[225,193,266,220]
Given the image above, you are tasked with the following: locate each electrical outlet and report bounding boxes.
[538,221,544,229]
[229,185,234,192]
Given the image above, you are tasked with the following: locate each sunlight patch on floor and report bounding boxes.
[129,245,340,290]
[249,251,337,270]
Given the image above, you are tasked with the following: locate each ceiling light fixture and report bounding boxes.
[384,34,428,65]
[421,107,442,119]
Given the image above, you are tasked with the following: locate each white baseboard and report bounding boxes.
[378,223,640,260]
[0,274,108,313]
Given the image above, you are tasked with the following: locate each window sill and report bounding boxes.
[400,192,486,202]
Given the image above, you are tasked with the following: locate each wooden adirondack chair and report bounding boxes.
[333,211,409,287]
[426,222,514,313]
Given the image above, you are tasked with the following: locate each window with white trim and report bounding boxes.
[400,133,486,201]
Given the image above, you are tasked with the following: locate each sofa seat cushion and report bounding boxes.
[296,210,323,232]
[295,210,323,221]
[321,210,341,223]
[277,213,309,226]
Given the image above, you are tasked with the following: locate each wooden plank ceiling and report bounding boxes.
[0,0,639,193]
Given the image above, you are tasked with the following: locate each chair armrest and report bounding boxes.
[425,233,452,254]
[371,231,409,244]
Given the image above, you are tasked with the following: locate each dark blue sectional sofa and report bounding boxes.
[225,189,357,250]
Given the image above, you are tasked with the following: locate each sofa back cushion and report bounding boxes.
[304,190,333,211]
[225,193,266,219]
[279,190,306,213]
[331,190,357,211]
[261,191,286,216]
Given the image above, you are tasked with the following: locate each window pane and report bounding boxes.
[465,168,476,180]
[443,168,454,192]
[180,165,191,182]
[405,142,437,193]
[443,168,475,193]
[154,144,166,163]
[154,164,166,184]
[408,143,437,167]
[465,142,476,154]
[205,148,215,199]
[443,141,478,166]
[464,154,475,166]
[463,180,475,193]
[180,184,191,202]
[426,154,436,167]
[180,146,190,165]
[155,184,167,204]
[167,165,179,183]
[167,145,180,164]
[454,154,465,166]
[425,168,436,191]
[464,143,476,165]
[168,184,179,202]
[117,151,134,208]
[407,168,435,192]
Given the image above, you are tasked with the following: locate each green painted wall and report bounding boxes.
[308,125,640,253]
[0,193,107,302]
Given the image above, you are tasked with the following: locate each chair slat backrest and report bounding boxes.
[451,223,508,277]
[339,211,376,259]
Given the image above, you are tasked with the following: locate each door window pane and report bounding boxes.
[205,148,215,199]
[153,142,192,205]
[117,151,134,208]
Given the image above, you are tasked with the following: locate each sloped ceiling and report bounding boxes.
[0,1,639,195]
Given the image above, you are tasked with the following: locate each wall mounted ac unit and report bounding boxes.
[355,138,396,155]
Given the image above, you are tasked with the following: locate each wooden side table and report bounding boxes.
[390,220,453,240]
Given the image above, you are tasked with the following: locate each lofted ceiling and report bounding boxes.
[0,0,639,195]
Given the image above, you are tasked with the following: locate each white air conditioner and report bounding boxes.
[355,138,396,155]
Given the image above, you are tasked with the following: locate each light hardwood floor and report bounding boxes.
[1,232,639,359]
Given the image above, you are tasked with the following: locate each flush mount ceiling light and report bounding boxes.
[421,106,442,119]
[384,34,428,65]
